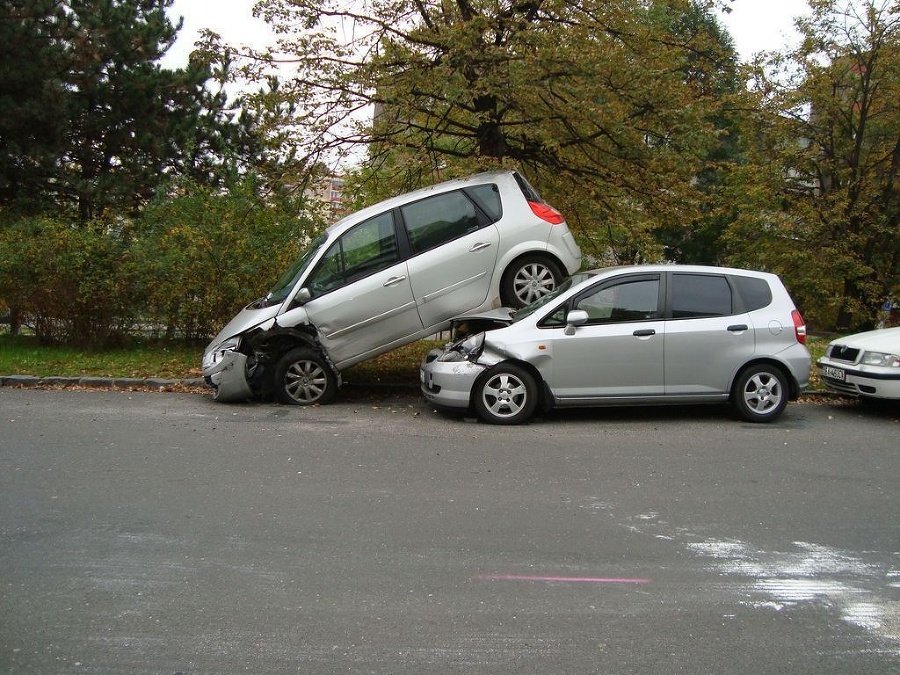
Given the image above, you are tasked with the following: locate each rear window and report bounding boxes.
[671,274,733,318]
[513,172,544,203]
[732,275,772,312]
[464,184,503,222]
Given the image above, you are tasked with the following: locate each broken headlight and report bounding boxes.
[202,335,241,370]
[437,332,485,363]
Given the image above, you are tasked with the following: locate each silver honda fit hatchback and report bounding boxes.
[202,170,582,405]
[420,265,811,423]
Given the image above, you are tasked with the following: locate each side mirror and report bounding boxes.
[293,287,312,306]
[564,309,589,335]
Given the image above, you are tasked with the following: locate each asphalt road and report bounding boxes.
[1,388,898,674]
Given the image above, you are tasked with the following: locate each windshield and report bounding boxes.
[264,232,329,306]
[511,272,595,322]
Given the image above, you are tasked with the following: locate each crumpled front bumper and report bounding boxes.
[203,350,253,402]
[419,354,486,409]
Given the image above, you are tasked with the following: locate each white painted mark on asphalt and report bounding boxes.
[687,539,900,649]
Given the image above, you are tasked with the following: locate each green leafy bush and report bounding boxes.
[0,216,141,346]
[133,180,323,340]
[0,179,327,346]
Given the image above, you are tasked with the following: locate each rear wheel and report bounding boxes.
[473,363,538,425]
[500,256,563,308]
[732,364,788,422]
[274,348,337,406]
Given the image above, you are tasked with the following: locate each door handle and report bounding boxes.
[383,275,407,287]
[728,324,749,332]
[469,242,492,252]
[633,329,656,337]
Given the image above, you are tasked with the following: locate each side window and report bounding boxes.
[464,184,502,222]
[401,191,483,254]
[671,274,732,318]
[306,213,398,296]
[542,305,569,327]
[574,278,660,323]
[309,240,343,295]
[732,275,772,312]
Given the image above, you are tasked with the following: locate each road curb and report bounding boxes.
[0,375,206,389]
[0,373,838,401]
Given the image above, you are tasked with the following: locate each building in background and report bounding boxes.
[305,174,347,220]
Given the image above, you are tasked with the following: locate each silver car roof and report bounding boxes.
[584,264,783,280]
[323,170,520,238]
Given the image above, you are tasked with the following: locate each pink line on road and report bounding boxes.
[476,574,650,584]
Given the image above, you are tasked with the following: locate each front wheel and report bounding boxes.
[274,348,337,406]
[732,364,788,422]
[500,256,563,308]
[473,363,538,425]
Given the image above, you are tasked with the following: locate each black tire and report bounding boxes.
[500,255,563,308]
[274,348,337,406]
[473,363,538,425]
[731,364,789,422]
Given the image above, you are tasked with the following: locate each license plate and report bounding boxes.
[822,365,846,382]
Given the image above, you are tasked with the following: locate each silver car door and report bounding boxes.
[543,275,665,401]
[663,273,755,395]
[402,190,500,329]
[300,212,423,365]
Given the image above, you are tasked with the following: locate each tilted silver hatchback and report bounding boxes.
[202,170,582,405]
[421,265,811,424]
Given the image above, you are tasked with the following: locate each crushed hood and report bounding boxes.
[205,300,282,350]
[449,307,516,325]
[445,307,516,340]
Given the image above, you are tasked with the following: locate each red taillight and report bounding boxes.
[528,200,565,225]
[792,310,807,345]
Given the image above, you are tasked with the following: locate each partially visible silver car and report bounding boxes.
[202,170,582,405]
[421,265,811,424]
[816,327,900,400]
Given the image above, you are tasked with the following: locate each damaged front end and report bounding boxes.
[420,335,489,408]
[202,292,316,403]
[203,300,284,402]
[203,323,331,403]
[202,337,254,402]
[202,330,274,403]
[420,310,514,409]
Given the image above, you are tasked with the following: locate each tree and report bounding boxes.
[0,0,250,221]
[0,0,71,215]
[216,0,739,262]
[726,0,900,330]
[651,1,744,264]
